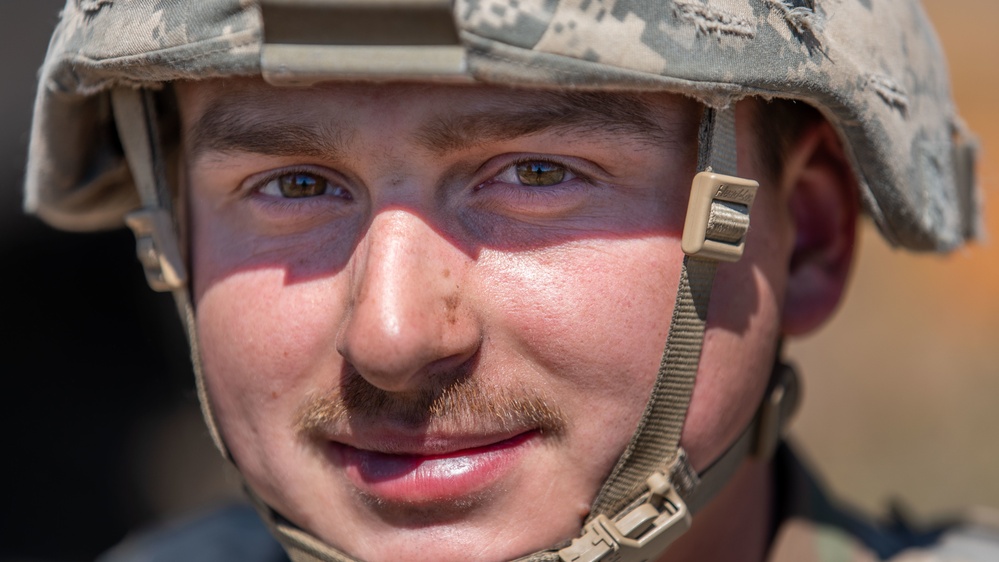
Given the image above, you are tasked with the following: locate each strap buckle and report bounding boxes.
[124,208,188,292]
[681,172,759,262]
[559,473,691,562]
[951,123,980,241]
[754,361,801,460]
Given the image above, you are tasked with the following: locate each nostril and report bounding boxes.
[424,347,478,382]
[336,327,480,394]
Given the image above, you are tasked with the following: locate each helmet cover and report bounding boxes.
[24,0,979,251]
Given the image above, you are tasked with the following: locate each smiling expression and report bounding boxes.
[177,79,789,562]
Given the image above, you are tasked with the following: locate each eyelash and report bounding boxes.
[477,156,587,192]
[239,155,592,214]
[247,166,351,200]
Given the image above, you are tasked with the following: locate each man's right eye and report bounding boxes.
[258,171,351,200]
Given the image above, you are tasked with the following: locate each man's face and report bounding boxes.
[177,80,790,561]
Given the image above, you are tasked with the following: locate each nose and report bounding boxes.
[336,209,480,392]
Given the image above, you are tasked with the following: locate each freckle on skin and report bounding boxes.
[443,268,450,278]
[444,293,460,325]
[271,391,279,399]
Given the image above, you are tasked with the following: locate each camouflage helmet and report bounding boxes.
[25,0,978,250]
[22,1,978,562]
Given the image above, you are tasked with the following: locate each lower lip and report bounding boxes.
[334,432,535,504]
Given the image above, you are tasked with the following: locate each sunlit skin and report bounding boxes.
[175,79,850,562]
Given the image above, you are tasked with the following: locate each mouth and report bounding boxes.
[329,431,538,506]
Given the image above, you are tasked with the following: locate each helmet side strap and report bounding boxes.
[588,104,740,518]
[110,87,229,460]
[554,106,768,562]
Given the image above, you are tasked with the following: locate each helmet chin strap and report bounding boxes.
[545,106,794,562]
[112,88,799,562]
[110,88,226,460]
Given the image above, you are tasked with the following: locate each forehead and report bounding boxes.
[174,79,700,159]
[175,78,697,121]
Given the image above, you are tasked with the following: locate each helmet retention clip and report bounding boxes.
[559,458,694,562]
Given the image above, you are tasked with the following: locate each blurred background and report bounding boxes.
[1,1,996,560]
[787,1,999,519]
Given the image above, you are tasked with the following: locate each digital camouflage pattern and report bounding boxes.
[25,0,978,251]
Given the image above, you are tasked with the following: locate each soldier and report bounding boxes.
[23,1,995,561]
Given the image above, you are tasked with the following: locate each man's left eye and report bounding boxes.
[496,160,575,187]
[257,171,352,200]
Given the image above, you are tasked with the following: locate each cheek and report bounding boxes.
[680,263,782,470]
[197,271,338,391]
[680,182,793,470]
[477,237,683,462]
[188,191,353,419]
[194,266,343,472]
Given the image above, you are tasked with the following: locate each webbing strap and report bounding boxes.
[588,255,717,518]
[109,88,169,213]
[700,106,737,176]
[587,106,737,520]
[685,360,800,513]
[110,88,228,458]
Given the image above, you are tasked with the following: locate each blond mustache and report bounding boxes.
[296,371,567,444]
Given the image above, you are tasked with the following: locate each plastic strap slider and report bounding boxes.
[124,208,188,292]
[681,172,759,262]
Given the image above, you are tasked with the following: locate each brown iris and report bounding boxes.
[515,161,566,187]
[279,172,329,198]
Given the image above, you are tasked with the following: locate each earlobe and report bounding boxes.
[781,121,860,336]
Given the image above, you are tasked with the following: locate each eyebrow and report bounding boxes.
[187,92,351,162]
[415,91,683,154]
[186,89,684,162]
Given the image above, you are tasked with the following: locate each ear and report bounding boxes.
[780,121,860,336]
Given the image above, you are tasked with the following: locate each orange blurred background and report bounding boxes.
[788,0,999,517]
